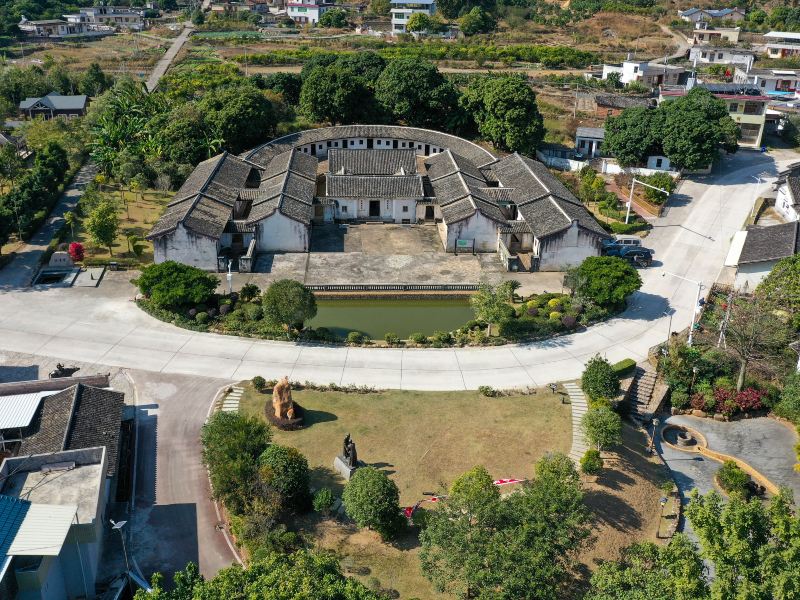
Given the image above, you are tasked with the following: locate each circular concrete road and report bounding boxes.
[0,152,788,390]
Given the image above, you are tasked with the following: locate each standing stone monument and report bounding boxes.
[265,376,304,430]
[333,433,360,480]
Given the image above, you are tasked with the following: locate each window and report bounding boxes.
[701,52,707,58]
[718,53,723,59]
[633,66,638,73]
[377,140,381,145]
[760,80,766,87]
[579,140,586,149]
[607,109,613,116]
[326,141,331,147]
[341,206,348,213]
[318,144,323,149]
[656,158,663,168]
[744,101,763,115]
[402,206,409,212]
[728,103,739,113]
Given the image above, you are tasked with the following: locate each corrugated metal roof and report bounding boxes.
[0,392,51,429]
[0,495,30,558]
[8,503,76,556]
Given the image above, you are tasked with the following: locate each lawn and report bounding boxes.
[74,188,171,265]
[239,384,572,598]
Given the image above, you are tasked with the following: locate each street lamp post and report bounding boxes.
[110,520,131,594]
[662,271,704,346]
[626,177,671,224]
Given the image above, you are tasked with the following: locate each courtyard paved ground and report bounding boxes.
[310,223,444,254]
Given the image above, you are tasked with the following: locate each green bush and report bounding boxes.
[195,312,210,324]
[580,449,603,475]
[548,311,563,321]
[242,302,263,321]
[252,376,267,392]
[239,283,261,302]
[581,355,620,401]
[313,487,334,516]
[604,221,650,235]
[716,460,751,497]
[478,385,498,397]
[430,330,453,346]
[776,372,800,425]
[342,467,404,541]
[409,332,428,345]
[347,331,366,345]
[612,358,636,377]
[133,261,219,310]
[547,298,563,309]
[671,389,690,410]
[384,332,400,346]
[259,445,312,511]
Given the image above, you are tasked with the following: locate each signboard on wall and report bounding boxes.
[455,239,474,255]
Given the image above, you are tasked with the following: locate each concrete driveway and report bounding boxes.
[0,151,794,390]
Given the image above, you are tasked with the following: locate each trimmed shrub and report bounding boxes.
[342,467,404,540]
[252,376,267,392]
[195,312,210,324]
[478,385,498,397]
[580,449,603,475]
[239,283,260,302]
[611,358,636,377]
[548,311,563,321]
[671,389,690,410]
[384,332,400,346]
[430,330,453,346]
[313,487,334,516]
[547,298,563,310]
[347,331,365,345]
[581,355,619,401]
[717,460,750,497]
[409,332,428,345]
[259,445,312,511]
[243,303,263,321]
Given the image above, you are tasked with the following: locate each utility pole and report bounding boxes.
[626,177,670,224]
[662,271,705,346]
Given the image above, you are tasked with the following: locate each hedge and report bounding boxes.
[612,358,637,377]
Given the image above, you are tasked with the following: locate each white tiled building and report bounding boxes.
[390,0,435,34]
[287,0,334,24]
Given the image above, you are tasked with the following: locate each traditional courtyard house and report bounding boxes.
[733,66,800,97]
[692,22,741,45]
[679,7,745,23]
[390,0,436,34]
[575,127,605,158]
[19,92,88,120]
[730,222,800,289]
[326,149,424,222]
[287,0,334,24]
[659,82,769,148]
[150,125,608,271]
[763,31,800,59]
[688,46,755,71]
[601,60,685,88]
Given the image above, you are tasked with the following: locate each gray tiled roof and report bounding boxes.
[19,92,87,111]
[245,125,497,169]
[425,149,485,182]
[20,384,124,476]
[246,150,317,225]
[739,222,800,264]
[576,126,605,140]
[498,220,532,234]
[328,149,417,175]
[327,174,424,198]
[488,153,607,239]
[787,176,800,209]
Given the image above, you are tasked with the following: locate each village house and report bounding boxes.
[287,0,334,24]
[17,18,87,37]
[691,22,741,45]
[734,66,800,97]
[688,46,755,71]
[679,7,746,23]
[390,0,436,34]
[575,127,605,159]
[659,81,769,148]
[601,60,686,88]
[19,92,88,120]
[763,31,800,59]
[63,5,144,30]
[148,125,609,272]
[728,221,800,289]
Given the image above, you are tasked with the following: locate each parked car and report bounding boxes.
[618,246,653,267]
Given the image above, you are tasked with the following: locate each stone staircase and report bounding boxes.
[564,382,590,463]
[628,365,657,424]
[221,386,243,413]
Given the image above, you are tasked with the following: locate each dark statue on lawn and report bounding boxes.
[342,433,358,468]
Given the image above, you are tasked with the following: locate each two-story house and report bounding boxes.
[679,7,746,23]
[288,0,334,24]
[689,46,755,71]
[763,31,800,59]
[601,60,685,88]
[390,0,435,34]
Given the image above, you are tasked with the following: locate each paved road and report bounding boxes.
[657,24,691,62]
[0,151,794,389]
[128,370,237,580]
[146,24,192,92]
[0,163,97,290]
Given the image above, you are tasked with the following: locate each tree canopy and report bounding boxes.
[137,550,384,600]
[459,7,497,35]
[461,75,544,155]
[319,7,348,27]
[342,466,404,540]
[570,256,642,311]
[300,63,372,125]
[603,107,663,167]
[261,279,318,330]
[581,355,619,401]
[757,253,800,328]
[581,407,623,450]
[133,261,219,309]
[420,454,590,599]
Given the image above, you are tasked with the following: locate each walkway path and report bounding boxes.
[146,23,192,92]
[565,382,590,463]
[0,163,97,290]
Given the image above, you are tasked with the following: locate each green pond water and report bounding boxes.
[308,298,475,339]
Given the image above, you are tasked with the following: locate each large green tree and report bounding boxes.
[136,550,384,599]
[342,466,404,540]
[318,7,347,27]
[469,283,515,335]
[85,199,119,256]
[420,454,590,599]
[686,488,800,598]
[460,76,544,155]
[259,444,311,512]
[199,84,277,153]
[570,256,642,311]
[757,253,800,328]
[375,59,462,130]
[587,534,708,600]
[602,107,663,167]
[581,407,623,450]
[459,6,496,35]
[262,279,318,330]
[300,64,371,125]
[581,354,619,401]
